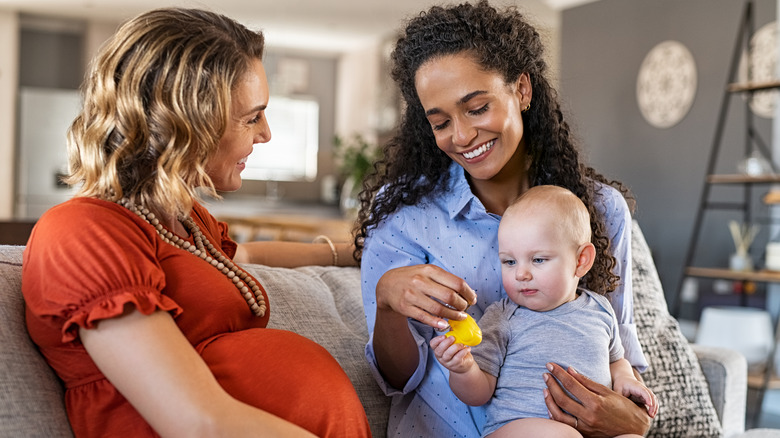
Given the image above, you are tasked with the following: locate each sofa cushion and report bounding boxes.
[0,245,73,437]
[630,222,723,437]
[241,264,390,437]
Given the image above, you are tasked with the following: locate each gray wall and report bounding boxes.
[560,0,776,317]
[20,27,83,89]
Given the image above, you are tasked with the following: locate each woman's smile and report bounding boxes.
[236,156,249,171]
[462,139,496,160]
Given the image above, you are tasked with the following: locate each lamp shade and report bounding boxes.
[695,306,774,368]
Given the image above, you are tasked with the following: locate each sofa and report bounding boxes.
[0,221,772,437]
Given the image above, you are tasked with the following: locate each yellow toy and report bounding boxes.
[445,314,482,346]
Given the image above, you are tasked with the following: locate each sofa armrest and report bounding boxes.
[692,344,747,437]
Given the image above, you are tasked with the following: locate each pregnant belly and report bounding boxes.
[198,328,369,437]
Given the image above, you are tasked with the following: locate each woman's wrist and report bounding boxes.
[312,235,337,266]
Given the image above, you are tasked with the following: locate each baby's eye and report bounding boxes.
[501,259,516,267]
[532,257,547,264]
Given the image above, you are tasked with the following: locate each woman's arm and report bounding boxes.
[543,362,651,437]
[234,240,357,267]
[598,185,647,370]
[371,264,476,389]
[80,307,316,438]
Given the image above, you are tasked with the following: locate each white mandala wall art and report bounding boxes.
[636,40,698,129]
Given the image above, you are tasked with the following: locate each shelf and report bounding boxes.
[681,3,780,418]
[765,191,780,204]
[728,80,780,93]
[685,267,780,283]
[748,373,780,390]
[707,174,780,184]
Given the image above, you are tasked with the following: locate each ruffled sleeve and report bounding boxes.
[62,287,182,343]
[23,198,183,344]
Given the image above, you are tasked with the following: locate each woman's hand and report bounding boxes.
[371,264,477,389]
[543,363,652,438]
[376,264,477,329]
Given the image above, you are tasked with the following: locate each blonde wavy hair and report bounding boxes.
[65,8,265,217]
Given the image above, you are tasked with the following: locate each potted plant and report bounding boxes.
[333,134,380,218]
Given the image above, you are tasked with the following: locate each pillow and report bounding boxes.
[630,222,723,437]
[0,245,74,437]
[241,264,390,437]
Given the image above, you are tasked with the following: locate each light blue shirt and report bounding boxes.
[361,163,647,437]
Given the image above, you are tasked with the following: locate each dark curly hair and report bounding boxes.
[354,0,634,294]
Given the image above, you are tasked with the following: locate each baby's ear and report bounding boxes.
[575,242,596,277]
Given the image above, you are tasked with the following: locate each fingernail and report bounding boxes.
[459,312,468,320]
[543,373,549,382]
[569,367,579,375]
[437,320,449,330]
[546,363,553,371]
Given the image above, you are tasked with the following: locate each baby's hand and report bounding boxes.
[614,377,659,418]
[430,335,475,374]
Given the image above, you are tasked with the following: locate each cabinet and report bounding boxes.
[218,214,353,243]
[672,0,780,424]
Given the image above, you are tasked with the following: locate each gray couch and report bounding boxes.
[0,222,764,437]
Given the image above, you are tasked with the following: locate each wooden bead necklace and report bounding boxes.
[117,198,266,317]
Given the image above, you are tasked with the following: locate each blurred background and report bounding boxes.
[2,0,780,427]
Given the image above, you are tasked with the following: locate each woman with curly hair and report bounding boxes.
[23,7,369,437]
[356,1,650,436]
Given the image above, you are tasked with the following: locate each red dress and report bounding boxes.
[23,197,371,437]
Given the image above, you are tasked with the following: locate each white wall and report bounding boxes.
[335,42,381,144]
[84,20,119,72]
[0,11,19,219]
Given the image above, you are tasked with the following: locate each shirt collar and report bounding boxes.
[445,162,491,220]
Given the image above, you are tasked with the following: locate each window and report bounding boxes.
[243,96,319,181]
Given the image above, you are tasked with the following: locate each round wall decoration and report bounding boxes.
[636,40,698,129]
[738,20,777,118]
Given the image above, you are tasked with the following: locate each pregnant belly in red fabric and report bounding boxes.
[198,328,370,437]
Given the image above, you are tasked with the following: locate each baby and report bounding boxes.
[431,185,658,437]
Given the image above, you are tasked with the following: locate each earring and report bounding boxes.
[522,102,531,112]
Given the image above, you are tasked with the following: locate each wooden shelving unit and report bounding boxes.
[685,267,780,283]
[728,80,780,93]
[673,0,780,425]
[706,174,780,184]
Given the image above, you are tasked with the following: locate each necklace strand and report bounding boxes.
[117,198,266,317]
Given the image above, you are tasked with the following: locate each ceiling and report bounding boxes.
[0,0,598,52]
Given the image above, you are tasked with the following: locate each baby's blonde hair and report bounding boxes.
[505,185,592,248]
[65,8,265,217]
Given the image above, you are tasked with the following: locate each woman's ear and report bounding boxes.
[516,72,532,109]
[574,242,596,278]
